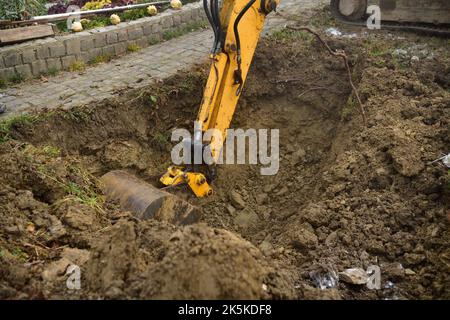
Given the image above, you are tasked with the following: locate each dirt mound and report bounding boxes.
[140,224,294,299]
[81,220,293,299]
[0,12,449,299]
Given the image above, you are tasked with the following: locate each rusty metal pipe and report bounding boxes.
[100,170,200,225]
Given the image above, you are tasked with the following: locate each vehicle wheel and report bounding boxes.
[330,0,367,21]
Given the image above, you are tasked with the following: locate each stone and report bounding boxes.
[230,190,246,209]
[61,55,76,70]
[136,37,148,49]
[102,45,115,57]
[160,16,174,29]
[142,24,153,36]
[3,51,22,67]
[117,29,128,42]
[234,208,259,230]
[366,239,386,255]
[405,268,416,276]
[36,46,50,59]
[404,253,426,265]
[226,204,236,215]
[339,268,368,285]
[128,27,144,40]
[382,262,405,280]
[290,227,318,250]
[152,23,162,34]
[94,34,107,48]
[114,42,127,55]
[46,58,62,71]
[107,32,119,44]
[65,39,81,55]
[80,37,94,51]
[0,67,16,80]
[173,14,182,26]
[49,44,66,57]
[181,11,192,23]
[21,49,36,64]
[14,64,32,79]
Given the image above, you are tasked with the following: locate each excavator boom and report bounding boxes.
[101,0,280,220]
[160,0,280,197]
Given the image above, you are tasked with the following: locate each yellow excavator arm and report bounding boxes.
[160,0,280,197]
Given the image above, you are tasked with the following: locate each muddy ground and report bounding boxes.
[0,9,449,299]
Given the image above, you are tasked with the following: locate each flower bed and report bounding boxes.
[46,0,198,33]
[0,1,206,82]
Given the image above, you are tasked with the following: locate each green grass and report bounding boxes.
[152,132,169,149]
[0,114,40,143]
[148,36,160,45]
[66,181,102,208]
[90,54,112,65]
[81,16,110,29]
[42,145,61,157]
[146,94,158,105]
[269,28,314,44]
[62,108,93,122]
[11,247,28,262]
[0,72,26,88]
[127,43,141,52]
[46,67,59,77]
[69,60,86,72]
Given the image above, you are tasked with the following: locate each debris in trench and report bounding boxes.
[339,268,368,285]
[325,27,358,38]
[429,153,450,168]
[309,265,339,290]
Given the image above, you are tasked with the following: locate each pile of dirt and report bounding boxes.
[0,10,449,299]
[85,221,295,299]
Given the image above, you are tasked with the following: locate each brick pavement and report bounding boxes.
[0,0,327,118]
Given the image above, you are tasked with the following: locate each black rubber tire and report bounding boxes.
[330,0,367,22]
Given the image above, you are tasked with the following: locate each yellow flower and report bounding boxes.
[110,14,121,25]
[71,21,83,32]
[170,0,183,10]
[147,5,158,16]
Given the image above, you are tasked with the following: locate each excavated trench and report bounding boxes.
[0,32,449,299]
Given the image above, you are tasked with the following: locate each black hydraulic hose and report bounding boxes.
[233,0,257,64]
[203,0,219,52]
[213,0,224,50]
[210,0,223,52]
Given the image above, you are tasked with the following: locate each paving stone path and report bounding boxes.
[0,0,326,118]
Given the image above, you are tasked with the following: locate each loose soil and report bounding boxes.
[0,9,449,300]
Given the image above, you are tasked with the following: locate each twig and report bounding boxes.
[287,26,367,127]
[297,86,328,99]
